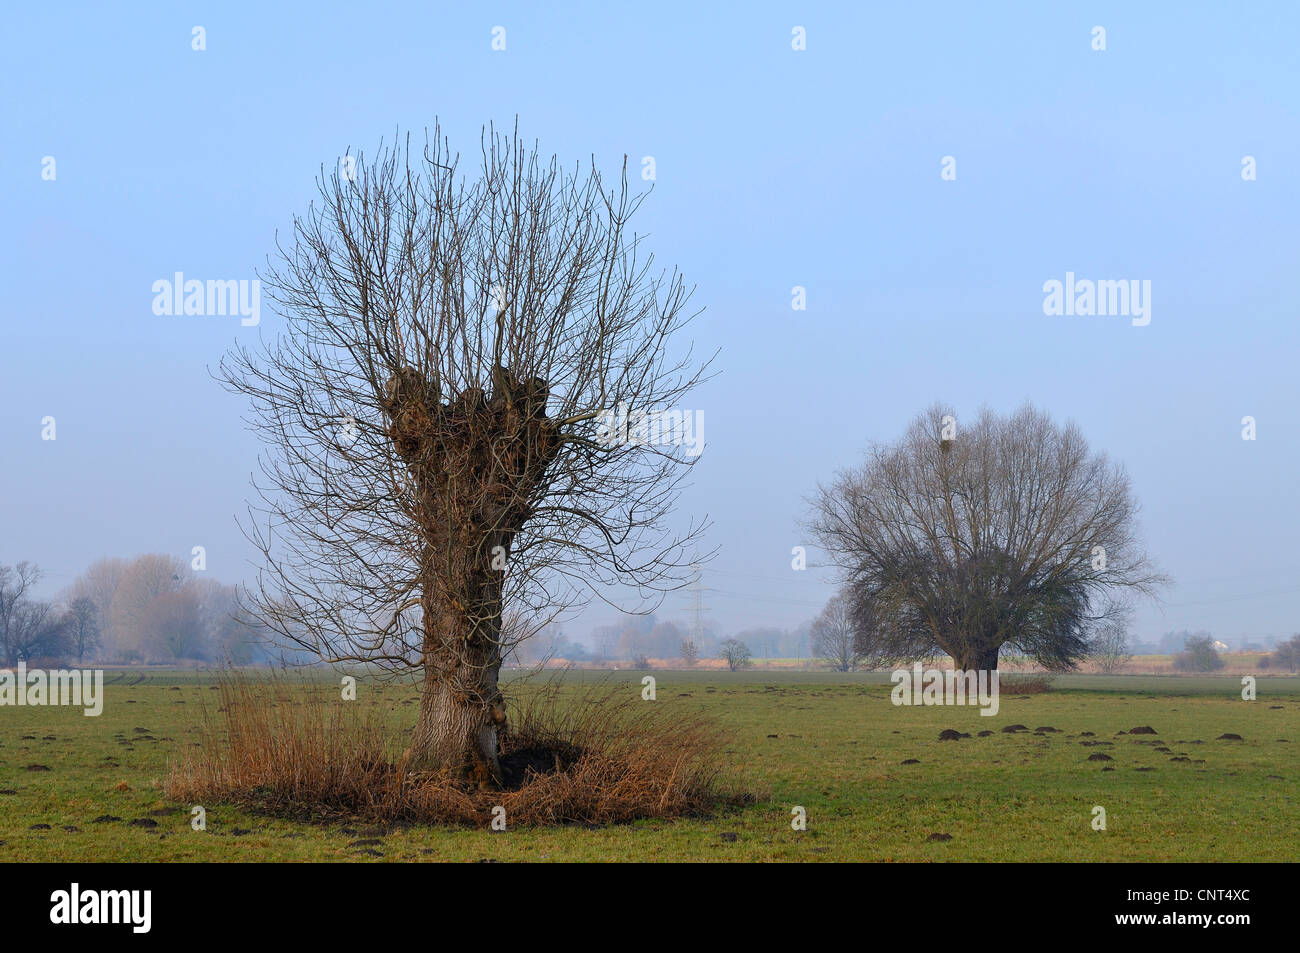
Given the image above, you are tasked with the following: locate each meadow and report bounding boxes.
[2,669,1296,862]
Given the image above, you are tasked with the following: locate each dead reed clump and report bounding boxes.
[166,670,750,827]
[165,670,397,820]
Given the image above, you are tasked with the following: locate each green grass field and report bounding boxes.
[2,669,1297,861]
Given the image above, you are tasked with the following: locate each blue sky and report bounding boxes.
[3,1,1298,646]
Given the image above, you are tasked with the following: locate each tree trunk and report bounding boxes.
[409,663,504,787]
[953,644,1000,671]
[381,365,558,788]
[406,587,508,788]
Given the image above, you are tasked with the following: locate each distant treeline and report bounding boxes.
[0,555,271,666]
[507,615,814,666]
[1131,629,1286,655]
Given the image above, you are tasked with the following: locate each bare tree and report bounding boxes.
[141,589,204,661]
[219,123,711,786]
[647,619,684,658]
[731,626,784,660]
[65,596,101,663]
[810,594,861,672]
[108,554,189,659]
[1090,613,1132,674]
[1173,635,1225,672]
[10,602,70,664]
[679,639,699,667]
[1272,634,1300,673]
[593,625,618,663]
[810,404,1165,671]
[66,557,127,656]
[0,564,70,665]
[719,638,752,671]
[0,562,41,665]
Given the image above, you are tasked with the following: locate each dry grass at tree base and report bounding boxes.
[166,670,750,827]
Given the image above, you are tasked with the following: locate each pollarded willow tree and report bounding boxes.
[220,123,711,788]
[809,404,1165,672]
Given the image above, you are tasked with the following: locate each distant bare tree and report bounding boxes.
[811,594,861,672]
[731,626,784,659]
[65,596,101,663]
[141,589,204,661]
[0,564,70,665]
[680,639,699,667]
[719,638,751,672]
[810,404,1166,671]
[1090,613,1133,674]
[1173,635,1224,672]
[592,625,618,663]
[219,122,711,786]
[109,554,189,658]
[1273,634,1300,673]
[0,562,41,665]
[647,620,685,658]
[66,557,127,655]
[11,603,70,664]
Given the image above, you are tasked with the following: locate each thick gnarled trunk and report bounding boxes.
[382,363,559,789]
[949,640,1001,672]
[409,660,505,787]
[406,583,508,788]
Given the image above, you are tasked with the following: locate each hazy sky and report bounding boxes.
[3,2,1297,647]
